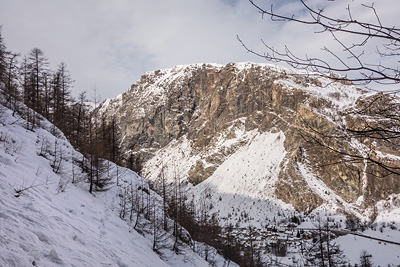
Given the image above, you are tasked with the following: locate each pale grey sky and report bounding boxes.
[1,0,398,100]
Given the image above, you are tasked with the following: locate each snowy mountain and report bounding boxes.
[2,61,400,266]
[0,103,232,266]
[99,62,400,222]
[96,62,400,265]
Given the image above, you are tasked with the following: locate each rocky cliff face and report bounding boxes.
[99,62,400,226]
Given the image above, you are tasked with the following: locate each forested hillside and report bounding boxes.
[0,28,234,267]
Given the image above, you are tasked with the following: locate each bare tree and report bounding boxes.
[240,0,400,181]
[2,52,20,113]
[51,62,73,130]
[51,138,64,174]
[26,48,49,114]
[20,56,34,130]
[303,217,348,266]
[156,163,169,231]
[0,26,5,84]
[359,250,373,267]
[151,197,169,252]
[72,91,88,149]
[240,0,400,91]
[0,28,20,113]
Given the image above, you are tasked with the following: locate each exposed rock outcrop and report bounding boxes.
[98,62,400,222]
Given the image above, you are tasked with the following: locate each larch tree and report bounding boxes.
[0,28,20,113]
[51,62,73,131]
[0,26,6,88]
[26,48,49,114]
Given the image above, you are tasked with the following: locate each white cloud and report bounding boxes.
[1,0,399,99]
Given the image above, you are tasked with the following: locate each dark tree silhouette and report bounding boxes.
[0,26,6,86]
[51,62,73,130]
[26,48,49,114]
[0,29,20,113]
[0,27,116,194]
[359,250,373,267]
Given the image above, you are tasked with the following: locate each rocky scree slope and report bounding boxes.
[99,62,400,225]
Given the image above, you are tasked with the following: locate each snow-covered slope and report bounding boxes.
[95,62,400,266]
[336,228,400,266]
[0,104,231,266]
[144,124,292,228]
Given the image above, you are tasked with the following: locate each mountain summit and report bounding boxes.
[99,62,400,226]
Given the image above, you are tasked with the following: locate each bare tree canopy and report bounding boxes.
[239,0,400,93]
[239,1,400,179]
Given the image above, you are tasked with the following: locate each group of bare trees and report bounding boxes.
[147,170,267,266]
[304,219,347,266]
[13,47,73,131]
[0,26,121,194]
[0,27,73,130]
[117,172,208,257]
[1,26,229,264]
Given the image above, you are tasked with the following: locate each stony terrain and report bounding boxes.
[98,62,400,226]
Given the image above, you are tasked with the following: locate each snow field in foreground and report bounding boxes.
[0,106,220,267]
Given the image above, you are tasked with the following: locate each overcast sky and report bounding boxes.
[1,0,399,100]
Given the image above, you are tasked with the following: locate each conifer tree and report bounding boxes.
[0,26,6,87]
[0,28,20,112]
[27,48,49,114]
[51,62,72,130]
